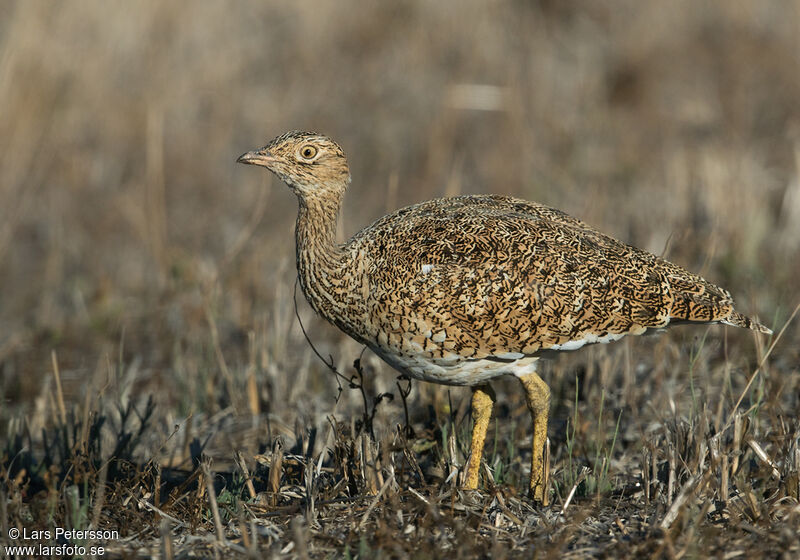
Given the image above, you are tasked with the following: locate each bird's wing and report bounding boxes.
[353,195,767,360]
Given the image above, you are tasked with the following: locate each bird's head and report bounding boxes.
[237,131,351,198]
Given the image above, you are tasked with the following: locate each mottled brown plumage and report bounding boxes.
[238,131,771,503]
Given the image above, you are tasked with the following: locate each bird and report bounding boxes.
[237,131,771,504]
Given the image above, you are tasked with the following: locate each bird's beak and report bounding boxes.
[236,149,276,167]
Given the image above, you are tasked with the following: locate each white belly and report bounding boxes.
[368,344,539,386]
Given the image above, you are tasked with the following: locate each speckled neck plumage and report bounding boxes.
[294,189,359,334]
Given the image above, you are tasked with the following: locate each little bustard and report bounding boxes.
[238,131,771,504]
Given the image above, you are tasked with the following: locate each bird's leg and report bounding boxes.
[518,372,551,504]
[464,383,496,489]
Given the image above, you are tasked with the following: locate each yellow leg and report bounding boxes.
[463,384,496,489]
[518,372,551,504]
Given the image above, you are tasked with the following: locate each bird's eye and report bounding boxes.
[299,145,318,160]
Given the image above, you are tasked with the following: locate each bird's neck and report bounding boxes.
[295,190,352,322]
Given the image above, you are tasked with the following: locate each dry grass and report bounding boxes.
[2,1,800,558]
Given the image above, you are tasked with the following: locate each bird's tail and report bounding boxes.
[669,286,772,335]
[721,310,773,335]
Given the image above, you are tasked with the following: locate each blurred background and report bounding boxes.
[1,1,798,465]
